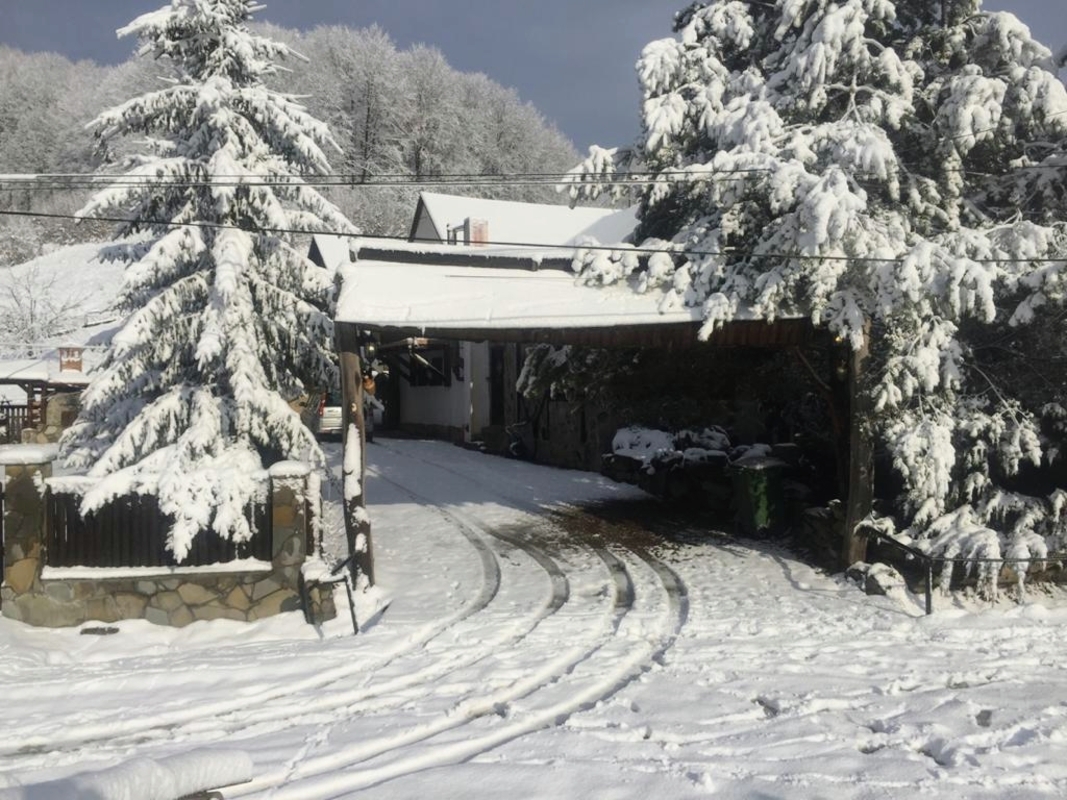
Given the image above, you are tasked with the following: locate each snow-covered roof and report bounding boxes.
[411,192,637,247]
[335,240,811,346]
[308,234,352,272]
[0,357,95,386]
[335,261,701,331]
[352,236,572,264]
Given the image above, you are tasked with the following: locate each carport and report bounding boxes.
[332,241,873,583]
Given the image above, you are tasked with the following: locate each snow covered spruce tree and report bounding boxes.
[565,1,1067,581]
[61,0,357,560]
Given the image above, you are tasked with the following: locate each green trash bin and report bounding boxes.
[731,455,787,537]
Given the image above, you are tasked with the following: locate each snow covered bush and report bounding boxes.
[61,0,357,560]
[563,1,1067,576]
[612,425,732,471]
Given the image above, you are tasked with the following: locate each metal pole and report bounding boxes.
[345,577,359,635]
[925,560,934,615]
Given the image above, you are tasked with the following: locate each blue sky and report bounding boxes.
[2,1,1064,150]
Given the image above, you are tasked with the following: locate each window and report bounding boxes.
[409,346,451,387]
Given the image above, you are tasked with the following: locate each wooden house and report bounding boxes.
[331,239,873,582]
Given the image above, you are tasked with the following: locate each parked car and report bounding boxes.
[301,371,386,441]
[301,386,343,439]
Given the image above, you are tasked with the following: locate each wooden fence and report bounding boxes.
[45,489,272,569]
[0,404,29,445]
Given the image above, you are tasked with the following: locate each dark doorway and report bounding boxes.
[489,344,506,427]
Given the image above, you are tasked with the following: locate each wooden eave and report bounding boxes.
[355,243,574,272]
[343,317,817,351]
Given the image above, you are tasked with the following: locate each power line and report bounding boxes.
[3,163,1066,186]
[0,167,768,182]
[2,206,1065,267]
[1,151,1062,193]
[4,106,1062,188]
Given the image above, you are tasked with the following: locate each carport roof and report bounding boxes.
[336,261,702,331]
[334,249,814,348]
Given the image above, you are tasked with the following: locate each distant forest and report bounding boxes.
[0,23,580,263]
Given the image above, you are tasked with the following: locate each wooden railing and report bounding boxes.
[867,530,1067,614]
[45,489,272,569]
[0,404,29,445]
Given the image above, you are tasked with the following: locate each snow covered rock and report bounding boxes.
[848,561,907,597]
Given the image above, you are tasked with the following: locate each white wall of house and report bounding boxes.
[396,341,497,443]
[398,381,467,431]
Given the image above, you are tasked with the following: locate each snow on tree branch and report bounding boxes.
[570,0,1067,580]
[61,0,358,561]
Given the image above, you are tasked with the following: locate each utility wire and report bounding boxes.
[4,106,1063,187]
[2,206,1064,267]
[0,160,1064,191]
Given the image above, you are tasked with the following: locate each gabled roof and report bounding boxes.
[308,234,353,273]
[409,192,637,247]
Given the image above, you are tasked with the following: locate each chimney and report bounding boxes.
[468,218,489,246]
[59,346,83,373]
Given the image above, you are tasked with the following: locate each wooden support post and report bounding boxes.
[337,323,374,585]
[842,331,874,568]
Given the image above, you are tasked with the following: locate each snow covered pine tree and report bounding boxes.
[61,0,357,560]
[565,1,1067,589]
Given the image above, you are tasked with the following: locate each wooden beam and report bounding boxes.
[842,329,874,568]
[357,244,573,272]
[337,324,374,585]
[359,318,816,350]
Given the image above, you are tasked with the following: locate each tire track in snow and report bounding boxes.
[231,443,688,799]
[237,547,686,800]
[1,449,590,767]
[229,462,626,797]
[0,456,514,760]
[4,441,687,799]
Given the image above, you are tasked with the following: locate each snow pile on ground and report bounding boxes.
[0,749,251,800]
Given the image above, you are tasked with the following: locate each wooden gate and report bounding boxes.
[45,490,272,568]
[0,404,29,444]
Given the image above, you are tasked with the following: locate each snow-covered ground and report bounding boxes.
[2,439,1067,799]
[0,242,123,405]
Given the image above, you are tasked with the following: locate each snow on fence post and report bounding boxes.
[842,328,874,568]
[338,323,374,585]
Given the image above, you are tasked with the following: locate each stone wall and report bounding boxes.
[0,455,335,628]
[20,392,80,445]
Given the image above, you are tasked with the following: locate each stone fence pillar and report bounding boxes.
[268,462,334,623]
[1,446,58,617]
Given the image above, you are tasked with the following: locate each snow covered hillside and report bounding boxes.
[0,242,123,404]
[1,440,1066,799]
[0,241,123,332]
